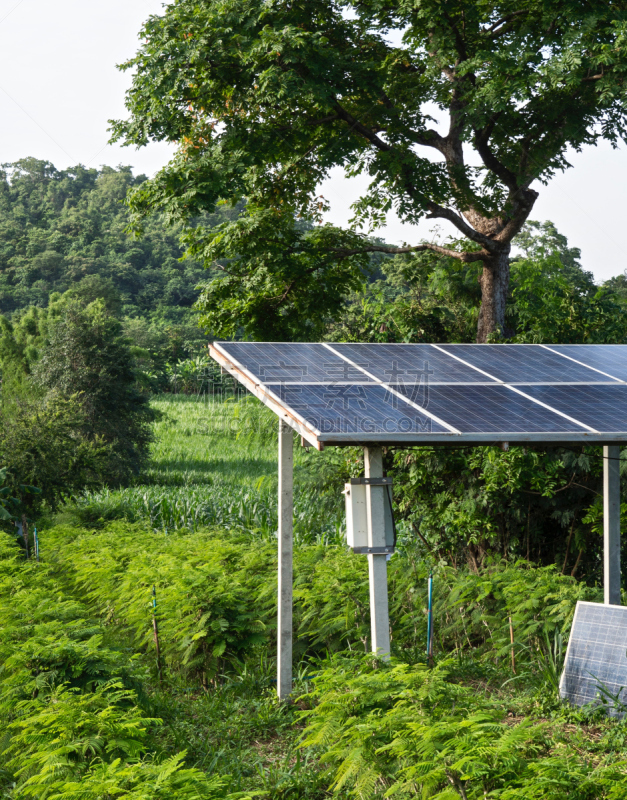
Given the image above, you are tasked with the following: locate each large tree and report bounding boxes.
[113,0,627,342]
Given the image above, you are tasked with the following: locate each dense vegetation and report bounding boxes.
[0,158,229,320]
[2,150,627,796]
[112,0,627,342]
[2,396,627,799]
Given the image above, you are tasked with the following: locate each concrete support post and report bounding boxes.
[277,419,293,699]
[604,445,621,606]
[364,446,390,658]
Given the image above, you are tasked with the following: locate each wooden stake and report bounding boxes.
[152,585,163,683]
[509,616,516,673]
[21,514,29,560]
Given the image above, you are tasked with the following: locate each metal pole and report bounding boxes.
[427,571,433,666]
[364,446,390,658]
[604,445,621,605]
[277,419,294,700]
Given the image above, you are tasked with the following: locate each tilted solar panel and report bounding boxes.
[267,383,451,437]
[522,385,627,432]
[416,385,587,434]
[438,344,622,384]
[217,342,369,383]
[560,601,627,716]
[209,342,627,447]
[328,343,492,384]
[548,345,627,383]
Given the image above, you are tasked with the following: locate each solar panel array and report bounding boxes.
[209,342,627,447]
[560,601,627,716]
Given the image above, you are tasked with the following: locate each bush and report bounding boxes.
[45,523,277,682]
[0,535,245,800]
[0,395,110,518]
[300,653,627,799]
[32,300,154,483]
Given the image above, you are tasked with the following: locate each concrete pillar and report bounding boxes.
[277,419,293,699]
[364,446,391,658]
[604,445,621,605]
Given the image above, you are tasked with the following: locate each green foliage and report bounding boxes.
[301,654,627,799]
[31,300,155,481]
[112,0,627,339]
[192,207,369,340]
[327,222,627,346]
[328,249,480,344]
[46,523,275,681]
[509,255,627,344]
[0,297,155,492]
[0,159,215,319]
[388,443,613,582]
[0,466,40,524]
[0,396,109,515]
[0,534,248,800]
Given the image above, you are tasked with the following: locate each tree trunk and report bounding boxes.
[476,248,511,343]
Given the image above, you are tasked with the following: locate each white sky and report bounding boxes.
[1,0,626,283]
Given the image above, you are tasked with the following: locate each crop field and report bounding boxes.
[3,394,627,799]
[65,394,347,543]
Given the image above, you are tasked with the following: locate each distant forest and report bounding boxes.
[2,157,627,349]
[0,158,233,321]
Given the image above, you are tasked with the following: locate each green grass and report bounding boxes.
[145,394,280,488]
[59,394,346,543]
[8,393,627,798]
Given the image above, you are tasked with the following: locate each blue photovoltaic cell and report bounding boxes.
[522,385,627,432]
[438,344,617,384]
[329,343,495,384]
[265,384,450,435]
[267,383,584,436]
[416,385,584,434]
[548,345,627,383]
[212,341,627,442]
[560,601,627,715]
[217,342,376,383]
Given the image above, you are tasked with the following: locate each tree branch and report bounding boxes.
[485,10,527,33]
[331,104,496,253]
[332,99,443,152]
[332,100,391,151]
[473,118,520,194]
[426,202,498,252]
[330,241,488,263]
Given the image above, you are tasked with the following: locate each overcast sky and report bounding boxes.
[1,0,626,282]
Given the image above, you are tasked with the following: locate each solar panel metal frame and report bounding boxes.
[560,600,627,716]
[209,342,627,448]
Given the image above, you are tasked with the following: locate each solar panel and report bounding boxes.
[438,344,620,384]
[522,385,627,432]
[210,342,627,447]
[216,342,372,383]
[328,343,493,384]
[420,385,586,434]
[560,601,627,716]
[547,345,627,383]
[266,383,451,436]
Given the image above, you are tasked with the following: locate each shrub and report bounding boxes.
[32,300,154,483]
[301,654,627,799]
[0,535,245,800]
[45,523,277,681]
[0,395,110,517]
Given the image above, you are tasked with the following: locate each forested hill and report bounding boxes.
[0,158,217,319]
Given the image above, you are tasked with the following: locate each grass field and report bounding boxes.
[4,394,627,798]
[61,394,347,543]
